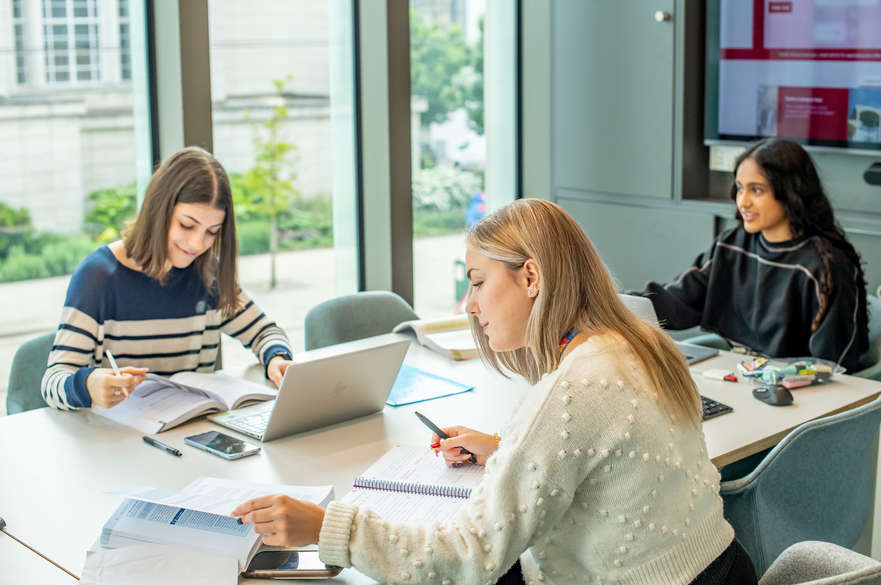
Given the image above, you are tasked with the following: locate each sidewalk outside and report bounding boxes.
[0,233,467,416]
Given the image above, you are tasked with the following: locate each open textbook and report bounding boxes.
[92,372,276,434]
[89,477,334,576]
[343,445,485,523]
[392,314,478,360]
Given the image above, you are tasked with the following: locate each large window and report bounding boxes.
[409,0,517,318]
[0,0,151,414]
[207,0,359,363]
[41,0,101,83]
[13,0,27,83]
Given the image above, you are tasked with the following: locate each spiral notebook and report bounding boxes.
[342,445,485,523]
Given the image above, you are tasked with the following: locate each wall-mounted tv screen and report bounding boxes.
[710,0,881,151]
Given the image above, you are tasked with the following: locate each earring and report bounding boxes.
[528,287,538,297]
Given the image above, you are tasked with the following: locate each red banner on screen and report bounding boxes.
[776,87,850,141]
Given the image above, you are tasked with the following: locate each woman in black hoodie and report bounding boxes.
[638,138,869,373]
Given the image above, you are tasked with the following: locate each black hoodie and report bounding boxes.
[638,227,869,373]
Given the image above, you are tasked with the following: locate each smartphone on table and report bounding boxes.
[184,430,261,460]
[243,550,342,579]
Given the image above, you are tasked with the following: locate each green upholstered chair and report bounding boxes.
[6,331,54,415]
[760,541,881,585]
[720,395,881,575]
[304,291,418,350]
[854,294,881,380]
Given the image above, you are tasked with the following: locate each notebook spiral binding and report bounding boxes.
[353,477,472,499]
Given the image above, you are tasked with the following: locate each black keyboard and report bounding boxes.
[701,395,733,421]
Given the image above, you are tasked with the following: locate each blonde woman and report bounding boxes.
[233,199,756,584]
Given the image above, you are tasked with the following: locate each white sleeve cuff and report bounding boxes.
[318,501,358,568]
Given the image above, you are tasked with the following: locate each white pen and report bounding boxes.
[105,349,121,376]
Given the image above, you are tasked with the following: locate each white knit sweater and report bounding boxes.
[318,334,734,585]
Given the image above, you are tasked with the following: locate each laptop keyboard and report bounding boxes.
[701,395,733,421]
[219,402,273,438]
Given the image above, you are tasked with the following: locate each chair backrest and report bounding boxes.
[856,294,881,379]
[721,395,881,574]
[6,331,54,415]
[759,541,881,585]
[304,291,419,351]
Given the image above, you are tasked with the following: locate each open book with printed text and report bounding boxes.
[392,314,478,360]
[342,445,485,523]
[92,372,276,434]
[93,477,334,574]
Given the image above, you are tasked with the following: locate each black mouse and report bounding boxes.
[752,384,794,406]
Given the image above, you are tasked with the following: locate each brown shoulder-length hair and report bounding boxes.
[124,146,240,317]
[467,198,701,425]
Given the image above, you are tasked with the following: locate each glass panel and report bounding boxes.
[0,0,152,414]
[409,0,489,318]
[14,21,26,85]
[75,24,90,47]
[73,0,89,18]
[207,0,359,364]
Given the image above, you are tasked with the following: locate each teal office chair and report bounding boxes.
[855,294,881,380]
[304,291,419,351]
[720,395,881,575]
[760,541,881,585]
[6,331,54,415]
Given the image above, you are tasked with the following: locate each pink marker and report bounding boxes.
[781,379,812,390]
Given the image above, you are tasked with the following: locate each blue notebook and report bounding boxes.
[386,364,474,407]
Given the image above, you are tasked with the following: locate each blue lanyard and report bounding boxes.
[559,327,580,358]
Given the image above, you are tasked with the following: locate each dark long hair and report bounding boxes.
[124,147,240,317]
[730,138,867,331]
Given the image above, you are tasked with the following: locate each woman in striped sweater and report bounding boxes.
[41,147,294,410]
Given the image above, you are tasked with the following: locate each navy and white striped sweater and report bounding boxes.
[41,246,292,410]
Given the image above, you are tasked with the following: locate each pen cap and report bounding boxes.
[0,516,6,530]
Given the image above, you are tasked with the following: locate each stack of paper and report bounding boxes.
[81,477,334,584]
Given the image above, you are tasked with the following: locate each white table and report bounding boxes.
[2,338,879,583]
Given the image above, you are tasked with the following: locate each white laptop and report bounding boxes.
[618,294,719,365]
[208,336,410,442]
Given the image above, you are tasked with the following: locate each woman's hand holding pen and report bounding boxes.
[432,426,500,467]
[232,495,324,547]
[86,367,148,408]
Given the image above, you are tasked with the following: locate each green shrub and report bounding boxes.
[236,194,333,255]
[237,220,271,256]
[0,202,34,259]
[84,182,137,242]
[40,236,96,276]
[0,246,50,281]
[278,194,333,248]
[0,235,96,283]
[412,166,482,236]
[0,201,31,227]
[413,209,465,236]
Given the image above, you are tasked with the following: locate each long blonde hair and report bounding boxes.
[467,198,700,424]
